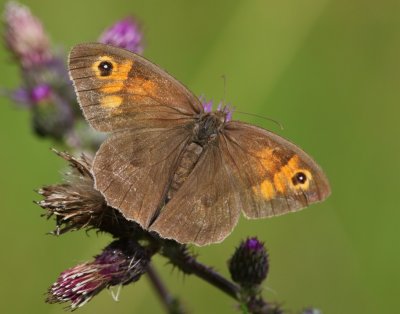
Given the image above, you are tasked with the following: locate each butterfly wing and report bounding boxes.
[93,126,191,228]
[68,43,203,131]
[220,121,331,218]
[149,143,242,246]
[150,121,330,246]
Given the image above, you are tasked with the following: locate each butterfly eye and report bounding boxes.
[292,171,307,185]
[98,61,113,76]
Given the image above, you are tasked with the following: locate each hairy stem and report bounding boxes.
[146,262,185,314]
[185,255,240,299]
[161,242,240,300]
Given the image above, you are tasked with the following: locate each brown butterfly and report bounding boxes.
[68,43,331,246]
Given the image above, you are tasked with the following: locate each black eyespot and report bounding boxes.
[292,172,307,185]
[98,61,113,76]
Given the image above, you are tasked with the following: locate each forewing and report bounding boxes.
[93,126,191,228]
[69,43,203,131]
[221,121,331,218]
[150,143,242,246]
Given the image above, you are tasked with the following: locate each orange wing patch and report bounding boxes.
[252,179,276,200]
[251,147,281,200]
[273,155,312,193]
[253,147,280,172]
[91,56,133,109]
[252,154,313,200]
[126,77,157,96]
[260,179,276,200]
[101,95,123,108]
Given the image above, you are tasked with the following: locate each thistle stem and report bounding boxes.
[146,263,185,314]
[161,243,240,300]
[185,256,240,300]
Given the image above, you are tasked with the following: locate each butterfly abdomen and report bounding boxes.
[167,113,223,201]
[167,142,203,201]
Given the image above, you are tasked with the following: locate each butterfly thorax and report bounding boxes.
[192,111,225,145]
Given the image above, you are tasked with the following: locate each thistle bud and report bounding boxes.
[228,237,269,289]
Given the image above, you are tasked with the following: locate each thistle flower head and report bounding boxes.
[37,150,146,238]
[32,98,74,139]
[47,239,150,310]
[37,150,105,234]
[200,97,234,122]
[11,83,52,107]
[99,17,143,54]
[228,237,269,289]
[3,2,77,139]
[3,1,52,68]
[30,83,52,102]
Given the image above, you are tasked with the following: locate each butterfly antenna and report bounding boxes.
[220,74,227,106]
[235,111,284,130]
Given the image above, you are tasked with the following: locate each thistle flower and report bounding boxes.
[228,237,269,289]
[99,17,143,53]
[37,150,145,238]
[200,97,234,122]
[3,1,52,68]
[37,150,104,234]
[2,2,77,140]
[202,99,213,113]
[47,239,150,310]
[30,83,51,102]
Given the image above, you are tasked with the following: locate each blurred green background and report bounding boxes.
[0,0,399,313]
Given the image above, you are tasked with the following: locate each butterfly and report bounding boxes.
[68,43,331,246]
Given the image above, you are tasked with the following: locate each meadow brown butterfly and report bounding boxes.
[68,43,330,246]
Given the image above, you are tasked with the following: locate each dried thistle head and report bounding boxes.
[37,150,146,239]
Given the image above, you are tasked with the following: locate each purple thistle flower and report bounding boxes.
[47,239,150,310]
[99,17,143,54]
[2,3,77,140]
[245,237,265,251]
[217,103,234,122]
[228,237,269,289]
[200,97,234,122]
[223,105,233,122]
[202,100,213,113]
[10,84,52,107]
[30,84,52,103]
[3,1,52,68]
